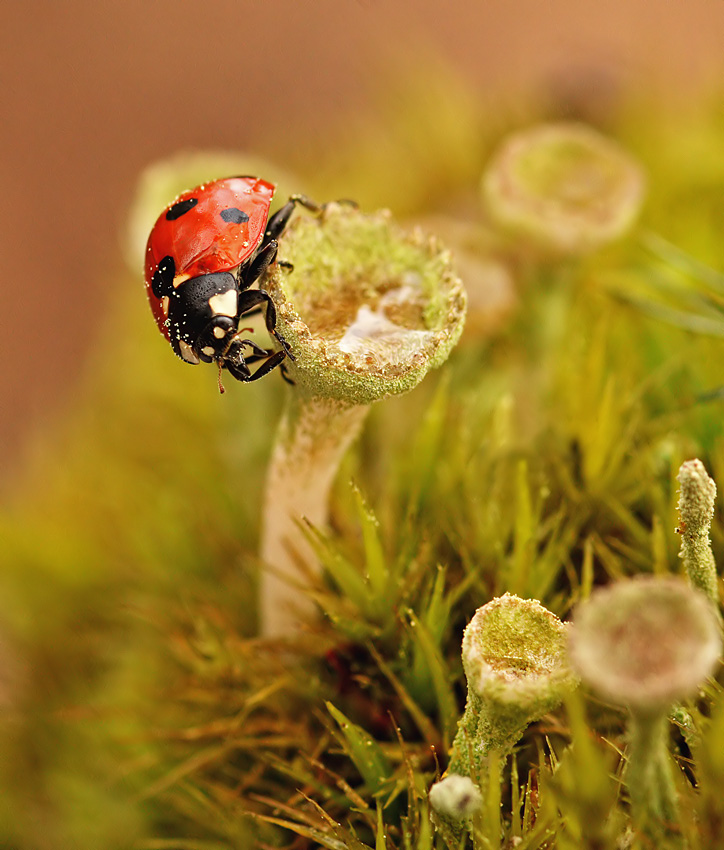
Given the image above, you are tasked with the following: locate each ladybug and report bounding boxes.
[144,176,318,388]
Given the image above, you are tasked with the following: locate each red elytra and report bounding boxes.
[144,176,276,338]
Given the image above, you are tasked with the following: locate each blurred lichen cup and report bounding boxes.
[448,593,577,778]
[260,203,467,637]
[569,576,722,841]
[570,576,721,713]
[482,122,646,256]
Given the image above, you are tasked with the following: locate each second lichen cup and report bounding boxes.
[448,594,577,778]
[482,121,646,257]
[259,203,467,637]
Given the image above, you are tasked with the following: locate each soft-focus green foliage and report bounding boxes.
[4,63,724,849]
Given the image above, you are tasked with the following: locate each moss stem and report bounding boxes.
[260,391,369,637]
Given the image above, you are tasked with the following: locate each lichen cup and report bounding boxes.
[482,121,646,257]
[260,202,467,637]
[448,593,578,778]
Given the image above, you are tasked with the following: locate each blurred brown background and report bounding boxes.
[3,0,724,486]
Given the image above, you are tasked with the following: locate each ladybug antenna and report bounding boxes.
[217,360,226,394]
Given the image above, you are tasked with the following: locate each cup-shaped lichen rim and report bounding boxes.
[477,665,579,710]
[482,121,646,255]
[462,593,577,711]
[569,576,722,712]
[263,203,467,406]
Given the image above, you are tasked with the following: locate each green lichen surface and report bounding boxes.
[468,596,568,679]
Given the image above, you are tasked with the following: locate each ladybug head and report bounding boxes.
[166,272,240,365]
[194,315,239,364]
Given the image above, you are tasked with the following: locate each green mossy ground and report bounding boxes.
[4,73,724,849]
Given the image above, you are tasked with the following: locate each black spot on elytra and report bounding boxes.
[151,255,176,298]
[220,207,250,224]
[166,198,198,220]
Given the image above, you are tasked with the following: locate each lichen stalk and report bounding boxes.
[627,710,680,843]
[677,458,720,615]
[260,392,369,637]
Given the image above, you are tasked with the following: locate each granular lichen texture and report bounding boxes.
[677,458,720,612]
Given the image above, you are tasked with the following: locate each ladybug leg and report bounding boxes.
[235,304,263,318]
[236,195,331,293]
[257,291,296,362]
[264,194,323,245]
[237,289,295,361]
[225,358,251,381]
[234,338,272,359]
[226,349,287,383]
[236,287,273,313]
[249,349,288,381]
[261,196,357,256]
[237,240,279,292]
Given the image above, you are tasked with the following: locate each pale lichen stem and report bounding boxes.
[260,392,369,637]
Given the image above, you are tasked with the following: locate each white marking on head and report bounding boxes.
[201,346,215,357]
[208,289,238,317]
[179,340,200,364]
[161,295,170,315]
[173,273,191,288]
[213,326,227,339]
